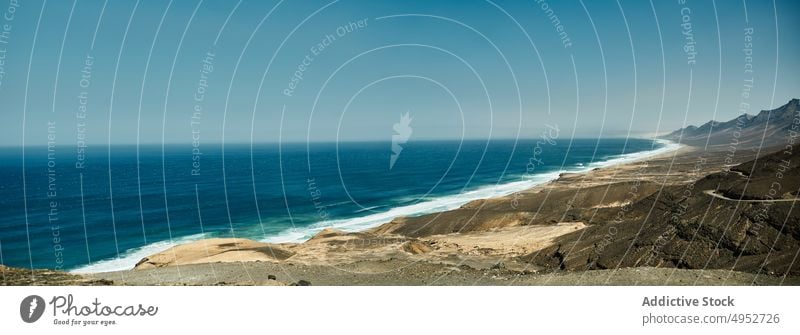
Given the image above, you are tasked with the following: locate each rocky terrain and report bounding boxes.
[525,144,800,276]
[0,265,112,286]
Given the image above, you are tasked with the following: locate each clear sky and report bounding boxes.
[0,0,798,146]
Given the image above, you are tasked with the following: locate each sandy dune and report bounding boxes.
[133,238,295,269]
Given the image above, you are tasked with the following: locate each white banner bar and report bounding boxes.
[1,286,797,334]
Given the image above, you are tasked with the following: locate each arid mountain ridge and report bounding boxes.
[661,98,799,148]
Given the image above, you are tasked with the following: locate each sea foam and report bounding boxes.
[69,233,208,274]
[262,139,682,243]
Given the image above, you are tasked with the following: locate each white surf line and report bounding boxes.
[69,233,209,274]
[264,140,683,244]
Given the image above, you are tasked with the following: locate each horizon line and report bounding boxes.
[0,136,665,148]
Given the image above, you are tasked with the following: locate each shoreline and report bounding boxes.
[262,139,684,243]
[69,138,683,274]
[9,138,795,285]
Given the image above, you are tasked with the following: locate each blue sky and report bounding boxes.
[0,0,798,145]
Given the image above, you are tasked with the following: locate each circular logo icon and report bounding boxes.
[20,295,45,323]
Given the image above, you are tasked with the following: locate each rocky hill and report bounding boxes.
[524,144,800,276]
[661,98,798,148]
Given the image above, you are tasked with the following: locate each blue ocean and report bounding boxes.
[0,138,677,272]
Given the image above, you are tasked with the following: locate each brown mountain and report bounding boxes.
[661,98,799,148]
[518,100,800,276]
